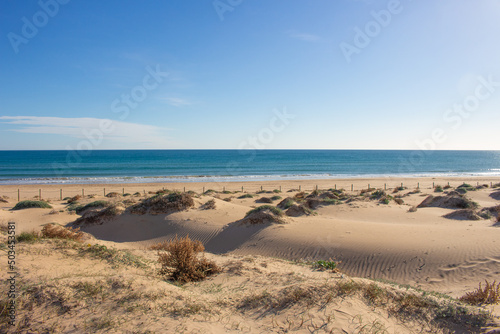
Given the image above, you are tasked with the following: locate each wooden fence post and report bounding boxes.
[60,189,62,200]
[351,184,353,191]
[82,189,84,197]
[104,188,106,196]
[39,189,41,200]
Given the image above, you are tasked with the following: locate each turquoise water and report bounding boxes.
[0,150,499,184]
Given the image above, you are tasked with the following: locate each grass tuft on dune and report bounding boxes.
[12,200,52,210]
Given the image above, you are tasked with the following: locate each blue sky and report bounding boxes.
[1,0,500,150]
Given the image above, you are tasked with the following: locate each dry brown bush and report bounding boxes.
[41,223,85,241]
[105,192,121,198]
[67,195,81,203]
[460,280,500,305]
[155,235,220,283]
[293,192,306,200]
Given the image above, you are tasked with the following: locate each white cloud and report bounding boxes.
[288,32,321,42]
[158,97,192,107]
[0,116,173,148]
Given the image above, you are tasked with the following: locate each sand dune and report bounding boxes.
[1,178,500,332]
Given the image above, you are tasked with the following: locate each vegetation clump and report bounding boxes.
[443,209,482,221]
[72,205,124,226]
[12,200,52,210]
[238,193,254,199]
[105,192,121,198]
[41,223,85,241]
[75,200,110,214]
[417,195,478,210]
[256,197,273,204]
[203,189,217,195]
[285,204,316,217]
[16,231,39,243]
[246,205,283,217]
[277,197,295,210]
[67,195,81,203]
[80,244,147,268]
[242,205,286,224]
[155,235,220,283]
[201,199,216,210]
[460,280,500,305]
[313,260,338,271]
[130,192,194,215]
[293,192,306,200]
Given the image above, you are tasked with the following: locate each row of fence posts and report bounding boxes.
[10,181,497,201]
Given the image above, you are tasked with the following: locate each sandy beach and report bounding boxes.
[1,177,500,332]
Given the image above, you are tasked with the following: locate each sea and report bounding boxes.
[0,150,499,185]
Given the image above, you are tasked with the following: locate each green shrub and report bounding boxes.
[130,192,194,215]
[16,231,38,243]
[245,205,283,217]
[80,244,147,268]
[314,260,337,271]
[238,194,254,199]
[278,198,295,209]
[270,195,282,201]
[12,200,52,210]
[75,200,110,214]
[434,185,444,193]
